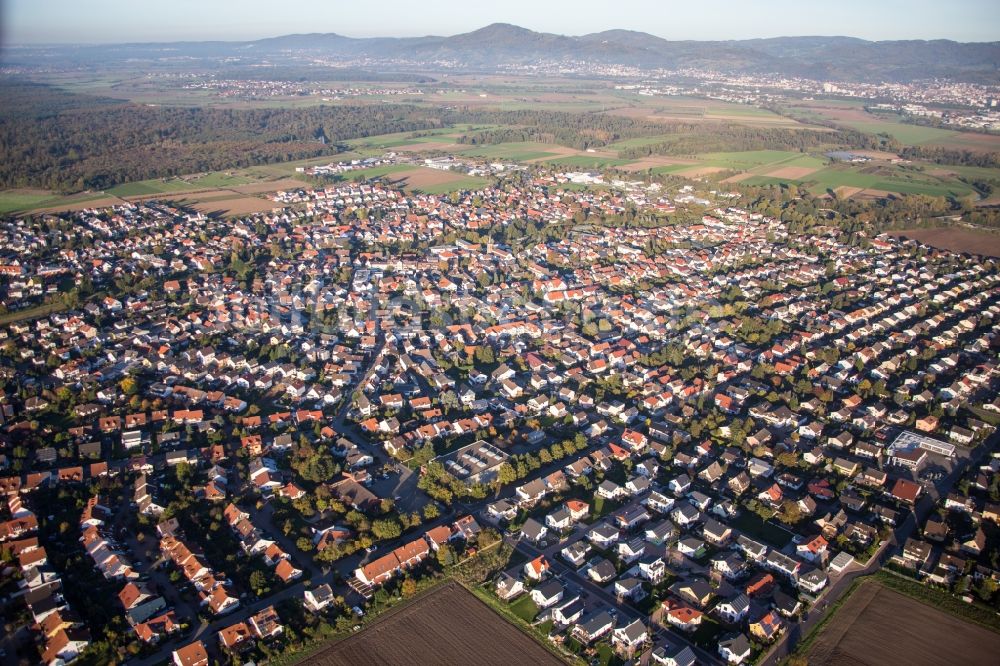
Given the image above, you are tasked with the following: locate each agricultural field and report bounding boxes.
[887,227,1000,257]
[786,99,1000,152]
[627,150,830,179]
[807,580,1000,666]
[340,164,417,180]
[734,162,980,198]
[170,191,278,217]
[454,141,563,161]
[392,167,489,194]
[300,582,565,666]
[106,178,203,197]
[659,147,990,198]
[701,150,823,170]
[105,171,256,196]
[345,125,493,152]
[544,155,633,169]
[344,164,488,193]
[0,163,315,216]
[184,172,254,188]
[0,189,116,215]
[607,96,808,128]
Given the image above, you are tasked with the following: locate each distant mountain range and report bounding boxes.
[7,23,1000,83]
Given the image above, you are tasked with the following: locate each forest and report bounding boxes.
[0,80,446,191]
[900,145,1000,169]
[614,124,894,158]
[453,109,674,149]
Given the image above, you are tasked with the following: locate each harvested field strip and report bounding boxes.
[618,156,699,171]
[675,166,728,177]
[766,166,820,179]
[183,198,277,216]
[298,582,567,666]
[375,167,489,194]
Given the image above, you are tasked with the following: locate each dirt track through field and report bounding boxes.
[808,580,1000,666]
[300,582,566,666]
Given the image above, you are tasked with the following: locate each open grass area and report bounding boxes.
[840,116,961,146]
[690,616,724,649]
[455,142,561,161]
[618,144,986,199]
[0,301,67,326]
[607,96,807,128]
[509,594,540,623]
[697,150,810,169]
[786,100,1000,153]
[346,125,495,151]
[107,178,200,197]
[0,189,113,215]
[184,172,254,188]
[734,161,980,198]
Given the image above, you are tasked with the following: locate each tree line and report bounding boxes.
[452,108,673,150]
[616,124,893,159]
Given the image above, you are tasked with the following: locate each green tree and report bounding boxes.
[249,570,269,595]
[437,543,457,567]
[371,518,402,540]
[497,462,517,486]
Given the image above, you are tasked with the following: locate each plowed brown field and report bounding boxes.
[888,228,1000,257]
[808,581,1000,666]
[300,582,567,666]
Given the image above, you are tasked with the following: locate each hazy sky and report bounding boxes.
[4,0,999,44]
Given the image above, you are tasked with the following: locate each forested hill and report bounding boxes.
[5,24,999,83]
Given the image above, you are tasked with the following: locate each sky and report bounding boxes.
[4,0,999,45]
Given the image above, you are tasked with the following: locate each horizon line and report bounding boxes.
[4,22,999,48]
